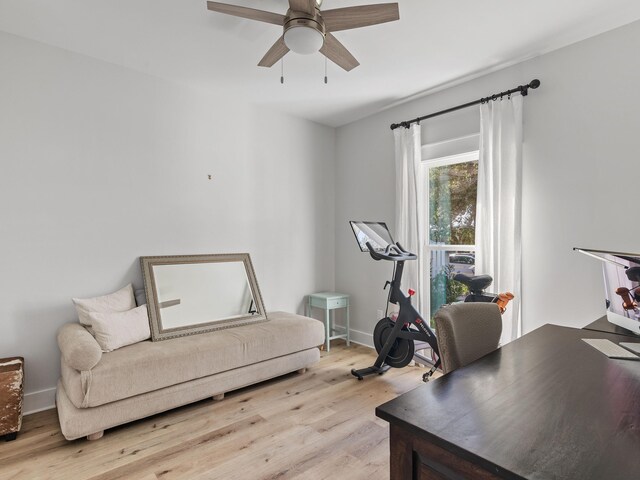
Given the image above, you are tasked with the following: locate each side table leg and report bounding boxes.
[325,308,330,352]
[330,309,334,336]
[346,306,350,346]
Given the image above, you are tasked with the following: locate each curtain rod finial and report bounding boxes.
[530,79,541,89]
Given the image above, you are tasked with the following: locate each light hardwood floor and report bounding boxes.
[1,342,438,480]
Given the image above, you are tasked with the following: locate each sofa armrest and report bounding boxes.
[57,323,102,371]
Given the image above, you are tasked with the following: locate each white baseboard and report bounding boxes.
[347,328,374,349]
[24,387,56,415]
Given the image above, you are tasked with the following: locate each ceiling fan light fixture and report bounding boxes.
[207,1,400,71]
[284,26,324,54]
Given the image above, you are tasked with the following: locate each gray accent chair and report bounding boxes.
[434,302,502,374]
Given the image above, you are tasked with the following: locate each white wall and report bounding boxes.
[0,32,336,412]
[335,20,640,346]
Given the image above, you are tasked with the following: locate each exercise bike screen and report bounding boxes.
[350,221,395,253]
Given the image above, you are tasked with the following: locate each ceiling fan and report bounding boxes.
[206,0,400,71]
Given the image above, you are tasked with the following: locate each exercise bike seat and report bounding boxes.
[453,273,493,293]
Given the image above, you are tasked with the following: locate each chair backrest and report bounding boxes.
[434,302,502,374]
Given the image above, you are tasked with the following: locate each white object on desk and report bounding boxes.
[307,292,350,352]
[582,338,640,360]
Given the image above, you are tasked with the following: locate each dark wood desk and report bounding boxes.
[583,315,640,338]
[376,325,640,480]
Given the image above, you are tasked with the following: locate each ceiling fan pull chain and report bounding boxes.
[324,56,328,84]
[281,59,285,84]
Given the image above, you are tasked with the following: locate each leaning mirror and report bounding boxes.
[141,254,267,341]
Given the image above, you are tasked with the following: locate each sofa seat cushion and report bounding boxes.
[61,311,324,408]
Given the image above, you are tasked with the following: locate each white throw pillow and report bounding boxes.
[87,305,151,352]
[72,284,136,329]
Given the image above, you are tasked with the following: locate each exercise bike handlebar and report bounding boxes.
[366,241,417,262]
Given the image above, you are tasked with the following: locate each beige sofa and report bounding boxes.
[56,311,324,440]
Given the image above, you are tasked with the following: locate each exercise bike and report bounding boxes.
[349,221,441,382]
[349,221,514,383]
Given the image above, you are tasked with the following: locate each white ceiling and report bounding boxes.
[1,0,640,126]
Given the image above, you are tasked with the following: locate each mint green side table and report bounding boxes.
[306,292,350,352]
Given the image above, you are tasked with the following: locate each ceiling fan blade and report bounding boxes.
[289,0,316,14]
[320,33,359,72]
[258,36,290,67]
[207,2,285,26]
[322,3,399,32]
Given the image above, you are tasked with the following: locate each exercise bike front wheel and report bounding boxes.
[373,317,415,369]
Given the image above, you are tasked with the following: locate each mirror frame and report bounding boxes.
[140,253,267,341]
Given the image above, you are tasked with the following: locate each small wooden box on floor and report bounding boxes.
[0,357,24,441]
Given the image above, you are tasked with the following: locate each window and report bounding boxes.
[424,150,479,319]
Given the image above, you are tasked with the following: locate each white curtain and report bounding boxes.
[394,124,424,313]
[476,95,523,343]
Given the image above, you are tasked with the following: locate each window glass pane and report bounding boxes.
[429,250,474,319]
[429,161,478,245]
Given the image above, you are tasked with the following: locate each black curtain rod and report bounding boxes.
[390,79,541,130]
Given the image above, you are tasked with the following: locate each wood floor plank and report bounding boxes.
[1,342,435,480]
[85,415,269,480]
[262,417,387,480]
